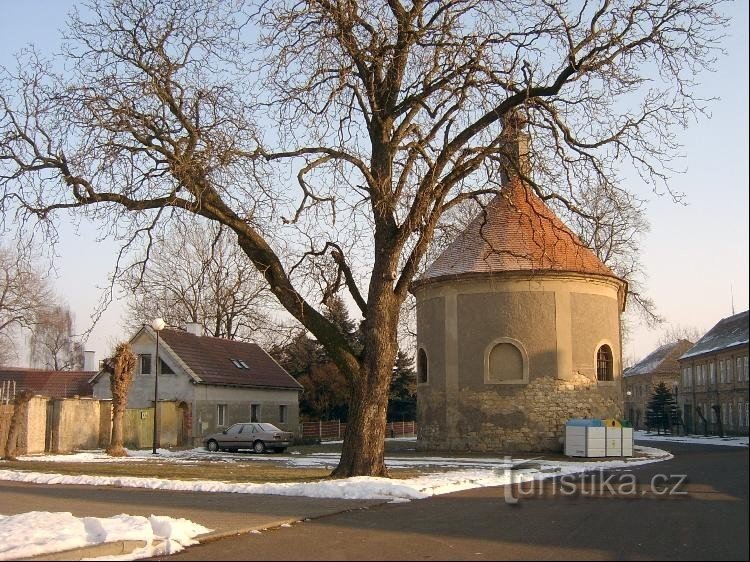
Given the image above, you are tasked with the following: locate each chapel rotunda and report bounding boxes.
[411,122,627,452]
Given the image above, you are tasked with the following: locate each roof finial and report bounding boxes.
[499,108,531,186]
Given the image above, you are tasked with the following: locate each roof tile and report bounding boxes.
[159,329,302,390]
[421,180,617,282]
[0,368,94,398]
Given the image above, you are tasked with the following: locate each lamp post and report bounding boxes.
[151,318,166,454]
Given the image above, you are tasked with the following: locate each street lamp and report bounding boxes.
[151,317,166,454]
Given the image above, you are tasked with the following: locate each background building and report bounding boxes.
[678,310,749,435]
[622,340,694,430]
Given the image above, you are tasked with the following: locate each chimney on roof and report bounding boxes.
[499,109,531,184]
[184,322,203,336]
[84,351,96,372]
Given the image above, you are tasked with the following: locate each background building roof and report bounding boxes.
[419,180,618,284]
[624,339,694,377]
[680,310,749,360]
[0,368,94,398]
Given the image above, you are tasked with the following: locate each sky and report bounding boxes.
[0,1,747,366]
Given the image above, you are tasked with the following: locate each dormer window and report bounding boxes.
[231,359,249,369]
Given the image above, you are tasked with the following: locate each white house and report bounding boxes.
[91,323,302,443]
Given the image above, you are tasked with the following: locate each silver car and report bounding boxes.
[204,422,293,453]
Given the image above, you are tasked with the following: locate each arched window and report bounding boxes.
[485,338,528,384]
[417,348,428,384]
[597,345,613,381]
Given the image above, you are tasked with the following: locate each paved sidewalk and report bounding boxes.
[0,481,382,560]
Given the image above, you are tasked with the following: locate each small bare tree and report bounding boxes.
[656,324,703,347]
[105,342,137,457]
[0,247,51,363]
[28,304,84,371]
[0,0,728,476]
[122,219,273,340]
[2,389,34,460]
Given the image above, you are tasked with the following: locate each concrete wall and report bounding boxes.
[414,272,624,452]
[25,396,49,454]
[1,397,48,455]
[48,397,112,453]
[0,404,12,452]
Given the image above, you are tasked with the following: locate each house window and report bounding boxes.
[159,358,174,374]
[719,360,725,383]
[250,403,260,422]
[417,348,428,384]
[279,405,288,424]
[596,345,614,381]
[744,356,749,382]
[139,354,152,375]
[217,404,227,427]
[231,359,250,369]
[486,341,526,383]
[709,362,715,385]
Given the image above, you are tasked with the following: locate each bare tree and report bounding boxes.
[656,324,703,347]
[0,247,50,363]
[0,0,727,476]
[122,219,273,340]
[105,342,137,457]
[28,304,84,371]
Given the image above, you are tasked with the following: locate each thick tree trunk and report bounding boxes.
[107,404,126,457]
[331,288,399,478]
[3,391,33,460]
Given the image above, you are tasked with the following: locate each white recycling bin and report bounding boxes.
[565,419,633,457]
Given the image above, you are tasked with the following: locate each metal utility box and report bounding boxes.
[565,419,633,457]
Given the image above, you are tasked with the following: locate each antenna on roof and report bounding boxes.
[730,282,735,315]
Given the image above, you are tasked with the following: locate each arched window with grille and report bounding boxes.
[596,344,613,381]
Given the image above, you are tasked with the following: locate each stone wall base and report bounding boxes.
[417,374,622,453]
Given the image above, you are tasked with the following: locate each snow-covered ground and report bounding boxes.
[634,430,749,447]
[1,445,671,502]
[0,512,210,561]
[0,444,673,560]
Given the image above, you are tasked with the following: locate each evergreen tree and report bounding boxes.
[388,350,416,421]
[646,383,680,434]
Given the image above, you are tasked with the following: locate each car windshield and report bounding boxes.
[258,423,280,432]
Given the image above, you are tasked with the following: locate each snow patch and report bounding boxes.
[0,512,210,561]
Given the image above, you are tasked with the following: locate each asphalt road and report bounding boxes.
[155,442,748,561]
[0,480,380,543]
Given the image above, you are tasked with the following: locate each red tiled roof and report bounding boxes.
[159,329,302,390]
[0,368,94,398]
[420,180,619,283]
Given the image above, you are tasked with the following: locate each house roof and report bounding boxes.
[0,368,94,398]
[624,340,694,377]
[680,310,749,361]
[418,180,621,286]
[157,329,303,390]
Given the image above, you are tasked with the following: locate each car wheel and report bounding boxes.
[207,439,219,452]
[253,440,266,454]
